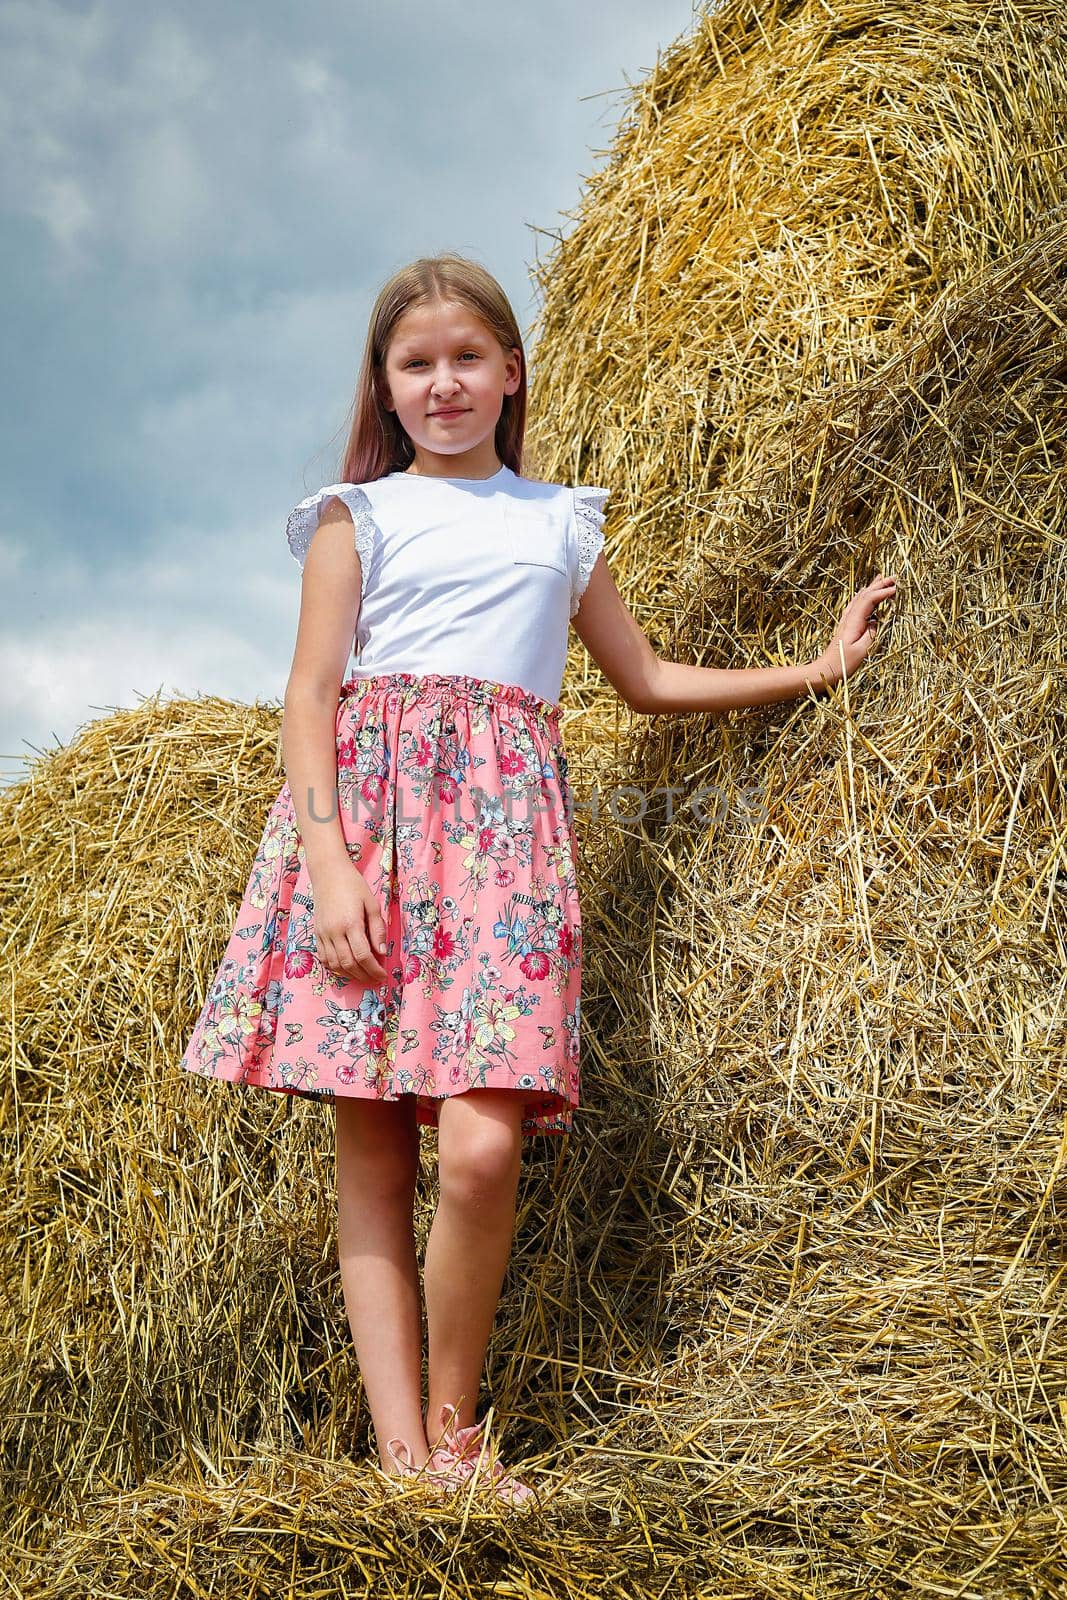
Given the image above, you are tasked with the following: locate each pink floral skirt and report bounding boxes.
[178,671,583,1135]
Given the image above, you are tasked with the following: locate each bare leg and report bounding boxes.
[424,1088,525,1431]
[334,1094,429,1470]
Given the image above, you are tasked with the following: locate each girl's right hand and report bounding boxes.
[312,866,390,986]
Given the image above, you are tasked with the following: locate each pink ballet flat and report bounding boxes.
[425,1403,538,1510]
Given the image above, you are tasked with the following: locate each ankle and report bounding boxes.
[369,1400,431,1471]
[380,1435,430,1474]
[427,1395,477,1436]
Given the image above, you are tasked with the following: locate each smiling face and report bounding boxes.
[379,298,522,478]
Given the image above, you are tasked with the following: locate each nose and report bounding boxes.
[430,363,462,396]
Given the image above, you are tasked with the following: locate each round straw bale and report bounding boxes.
[526,0,1067,686]
[564,212,1067,1591]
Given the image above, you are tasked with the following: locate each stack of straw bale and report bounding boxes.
[3,2,1065,1595]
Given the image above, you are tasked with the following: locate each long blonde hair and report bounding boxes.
[338,254,527,483]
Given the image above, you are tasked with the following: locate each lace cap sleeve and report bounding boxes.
[569,485,610,618]
[284,482,380,603]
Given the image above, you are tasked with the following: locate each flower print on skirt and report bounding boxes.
[178,671,583,1135]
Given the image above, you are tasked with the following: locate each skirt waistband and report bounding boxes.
[339,670,561,725]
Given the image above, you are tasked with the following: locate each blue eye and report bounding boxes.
[404,352,479,367]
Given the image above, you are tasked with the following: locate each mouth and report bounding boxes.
[429,407,469,418]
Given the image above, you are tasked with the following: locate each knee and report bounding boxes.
[347,1154,417,1211]
[335,1099,419,1208]
[438,1119,521,1213]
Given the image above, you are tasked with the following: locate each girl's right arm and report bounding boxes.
[281,496,389,987]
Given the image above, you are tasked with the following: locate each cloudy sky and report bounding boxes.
[1,0,701,786]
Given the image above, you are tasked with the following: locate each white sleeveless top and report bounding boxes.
[285,464,609,708]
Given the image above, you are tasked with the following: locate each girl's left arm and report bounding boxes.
[571,555,899,714]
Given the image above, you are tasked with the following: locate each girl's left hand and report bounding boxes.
[815,574,899,686]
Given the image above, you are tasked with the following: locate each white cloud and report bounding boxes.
[0,0,109,262]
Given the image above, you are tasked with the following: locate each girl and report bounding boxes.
[179,253,897,1506]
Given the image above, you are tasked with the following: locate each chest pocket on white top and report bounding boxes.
[503,502,569,576]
